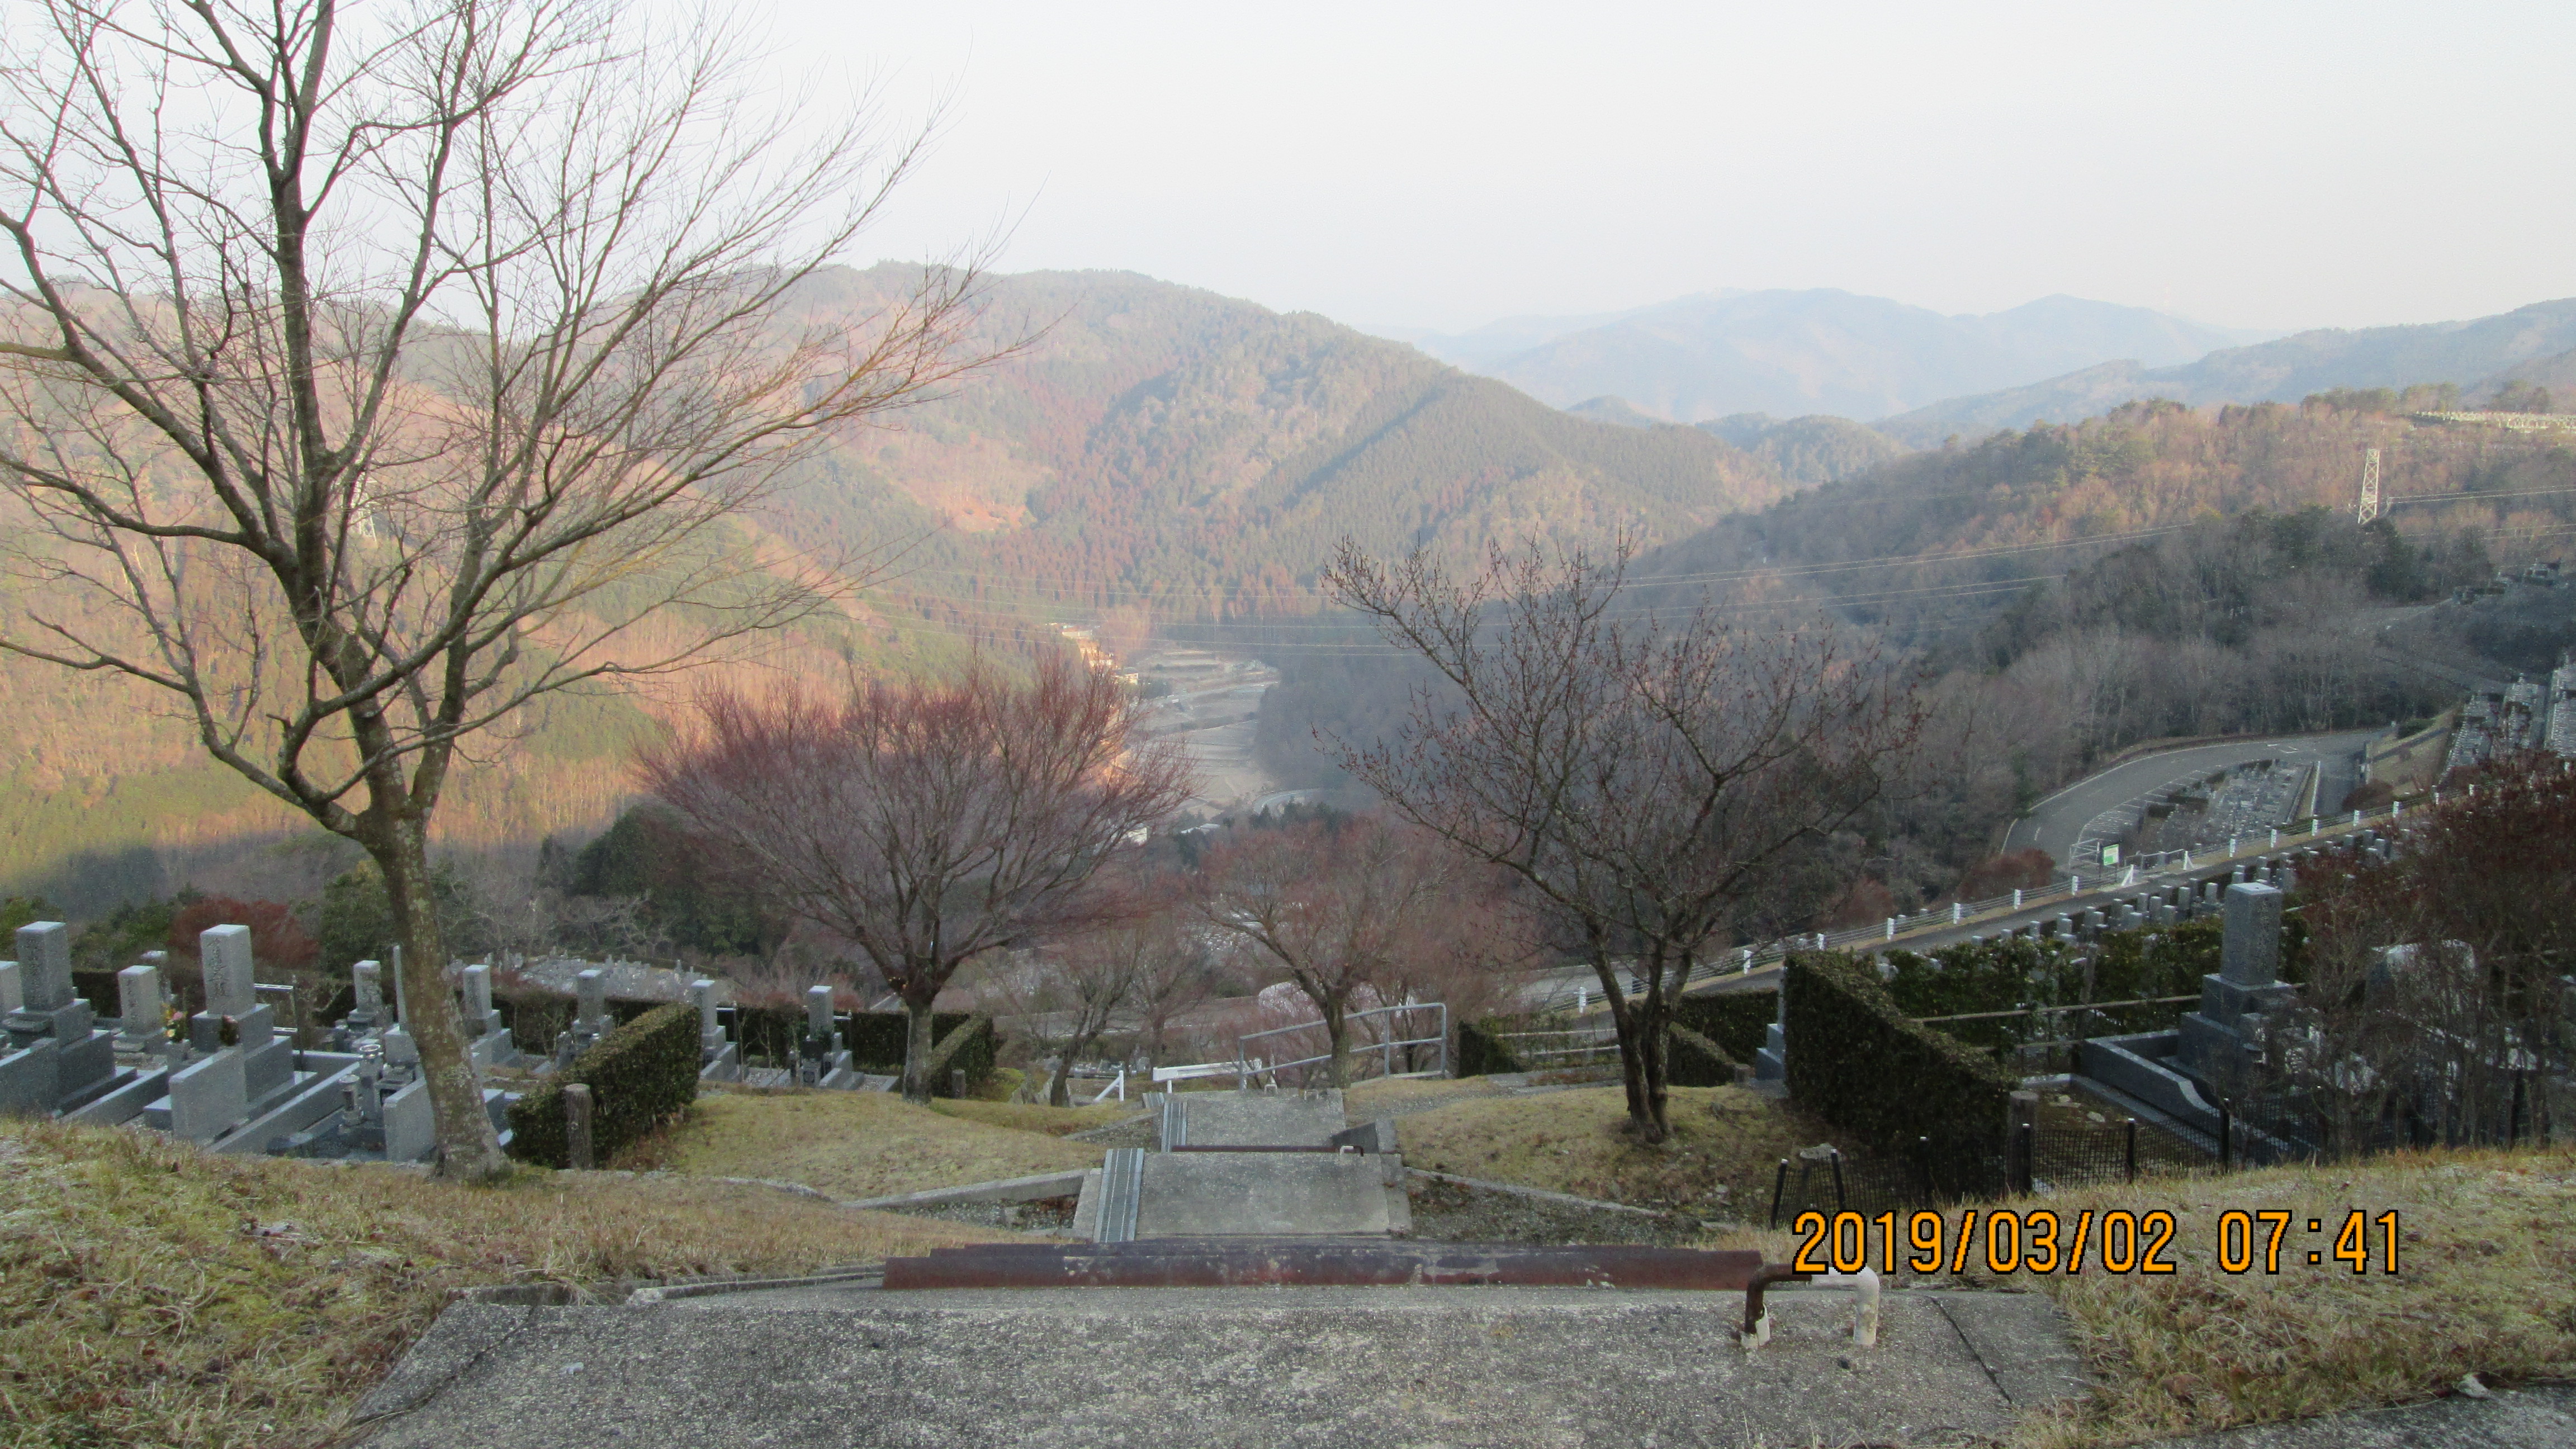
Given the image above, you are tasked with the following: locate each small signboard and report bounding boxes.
[2099,844,2122,867]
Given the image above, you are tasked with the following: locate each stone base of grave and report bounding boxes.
[357,1286,2084,1448]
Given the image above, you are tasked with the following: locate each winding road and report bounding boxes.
[2002,730,2379,872]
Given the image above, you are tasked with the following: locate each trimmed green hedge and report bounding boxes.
[1782,951,2016,1158]
[1663,1022,1734,1087]
[721,1005,995,1096]
[1670,991,1775,1062]
[1457,1020,1523,1077]
[506,1001,700,1167]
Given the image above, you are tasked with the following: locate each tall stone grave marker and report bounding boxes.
[169,923,296,1142]
[2176,882,2299,1095]
[116,960,168,1050]
[0,922,119,1115]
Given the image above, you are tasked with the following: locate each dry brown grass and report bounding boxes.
[2010,1145,2576,1447]
[651,1088,1103,1199]
[0,1119,1011,1449]
[929,1098,1137,1136]
[1342,1076,1509,1116]
[1391,1085,1839,1218]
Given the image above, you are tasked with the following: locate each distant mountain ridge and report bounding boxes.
[1384,288,2272,423]
[1880,299,2576,444]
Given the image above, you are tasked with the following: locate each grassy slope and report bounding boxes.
[2014,1145,2576,1447]
[0,1119,1011,1449]
[640,1089,1107,1199]
[1388,1085,1834,1219]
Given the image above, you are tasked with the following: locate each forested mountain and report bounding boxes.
[1408,289,2264,423]
[1697,413,1909,485]
[1254,392,2576,910]
[0,266,1783,901]
[1881,300,2576,444]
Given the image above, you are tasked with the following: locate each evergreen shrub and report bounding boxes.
[1782,951,2016,1157]
[506,1001,699,1167]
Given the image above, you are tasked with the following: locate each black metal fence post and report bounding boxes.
[1914,1135,1934,1203]
[2124,1119,2138,1183]
[1769,1158,1788,1230]
[2013,1121,2034,1196]
[2218,1105,2231,1170]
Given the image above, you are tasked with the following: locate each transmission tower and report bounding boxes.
[2356,447,2381,524]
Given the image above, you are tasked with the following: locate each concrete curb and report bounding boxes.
[839,1169,1091,1211]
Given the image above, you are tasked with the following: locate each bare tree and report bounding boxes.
[1196,813,1461,1088]
[2280,757,2576,1151]
[0,0,1000,1176]
[1324,541,1922,1141]
[1000,926,1152,1107]
[641,656,1195,1101]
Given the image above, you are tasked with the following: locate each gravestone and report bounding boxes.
[459,964,500,1038]
[1753,989,1787,1083]
[0,923,119,1116]
[116,962,167,1050]
[556,968,612,1066]
[692,979,739,1082]
[347,959,385,1036]
[0,959,18,1014]
[801,985,856,1087]
[2176,883,2299,1094]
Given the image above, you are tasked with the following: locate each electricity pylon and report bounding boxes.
[2357,447,2381,524]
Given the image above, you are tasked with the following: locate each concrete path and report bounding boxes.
[1134,1151,1405,1236]
[356,1286,2083,1448]
[1158,1088,1346,1148]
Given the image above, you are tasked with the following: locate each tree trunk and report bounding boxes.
[1599,953,1670,1144]
[1046,1054,1073,1107]
[1323,998,1351,1088]
[371,821,506,1180]
[900,994,939,1104]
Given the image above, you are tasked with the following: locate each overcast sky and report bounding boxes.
[760,1,2575,336]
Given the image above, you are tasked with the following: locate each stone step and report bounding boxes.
[880,1237,1773,1292]
[1077,1147,1408,1239]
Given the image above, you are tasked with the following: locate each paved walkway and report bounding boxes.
[356,1287,2083,1448]
[354,1085,2102,1446]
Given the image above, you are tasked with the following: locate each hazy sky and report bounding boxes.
[759,1,2574,335]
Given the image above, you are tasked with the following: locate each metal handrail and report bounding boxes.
[1236,1001,1448,1087]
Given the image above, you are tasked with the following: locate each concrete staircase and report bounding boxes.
[1069,1088,1410,1241]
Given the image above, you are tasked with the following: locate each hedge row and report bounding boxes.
[1782,951,2016,1157]
[1669,991,1775,1062]
[506,1001,700,1168]
[719,1005,995,1096]
[1457,1020,1522,1076]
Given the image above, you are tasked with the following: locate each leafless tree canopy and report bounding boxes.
[2272,759,2576,1150]
[1196,813,1474,1088]
[0,0,1000,1174]
[1324,539,1922,1139]
[641,656,1195,1100]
